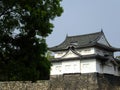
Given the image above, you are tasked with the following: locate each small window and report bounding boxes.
[84,49,91,52]
[83,64,89,68]
[65,65,71,71]
[56,66,62,72]
[83,49,91,53]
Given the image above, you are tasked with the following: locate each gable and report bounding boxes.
[97,35,110,46]
[62,50,78,58]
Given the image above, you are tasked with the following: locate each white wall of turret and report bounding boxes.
[50,34,120,76]
[51,47,119,76]
[50,58,120,76]
[51,59,97,75]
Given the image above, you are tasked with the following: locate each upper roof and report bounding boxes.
[49,31,120,52]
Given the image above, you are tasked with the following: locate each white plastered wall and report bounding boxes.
[79,48,95,55]
[51,59,98,75]
[62,60,80,74]
[62,50,78,58]
[81,59,97,73]
[54,48,95,58]
[50,62,62,75]
[50,60,81,75]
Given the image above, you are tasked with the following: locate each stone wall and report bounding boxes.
[49,73,98,90]
[0,81,49,90]
[97,74,120,90]
[0,73,120,90]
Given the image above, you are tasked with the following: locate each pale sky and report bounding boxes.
[46,0,120,55]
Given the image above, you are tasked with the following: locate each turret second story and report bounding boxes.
[49,31,120,59]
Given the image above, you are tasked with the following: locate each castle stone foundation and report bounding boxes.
[0,73,120,90]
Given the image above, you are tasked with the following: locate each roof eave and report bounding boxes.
[95,43,120,52]
[49,43,96,52]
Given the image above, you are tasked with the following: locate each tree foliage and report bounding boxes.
[0,0,63,81]
[46,51,54,60]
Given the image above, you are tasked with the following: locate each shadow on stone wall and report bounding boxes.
[49,73,120,90]
[97,74,120,90]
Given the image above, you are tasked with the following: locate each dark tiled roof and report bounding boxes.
[49,31,120,51]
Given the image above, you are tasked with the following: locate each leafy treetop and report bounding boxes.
[0,0,63,81]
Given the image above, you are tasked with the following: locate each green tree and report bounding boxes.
[0,0,63,81]
[46,51,54,60]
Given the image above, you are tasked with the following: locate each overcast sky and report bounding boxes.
[46,0,120,55]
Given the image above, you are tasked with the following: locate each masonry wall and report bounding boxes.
[50,73,99,90]
[0,73,120,90]
[0,81,49,90]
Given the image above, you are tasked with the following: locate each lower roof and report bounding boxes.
[51,54,120,66]
[51,54,108,62]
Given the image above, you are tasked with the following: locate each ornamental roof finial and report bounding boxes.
[66,34,68,37]
[101,28,103,32]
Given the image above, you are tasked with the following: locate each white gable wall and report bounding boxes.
[98,35,110,46]
[54,48,95,58]
[54,51,65,58]
[62,50,78,58]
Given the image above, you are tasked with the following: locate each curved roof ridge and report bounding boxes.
[49,36,68,50]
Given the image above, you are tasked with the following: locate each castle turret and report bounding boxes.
[49,31,120,76]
